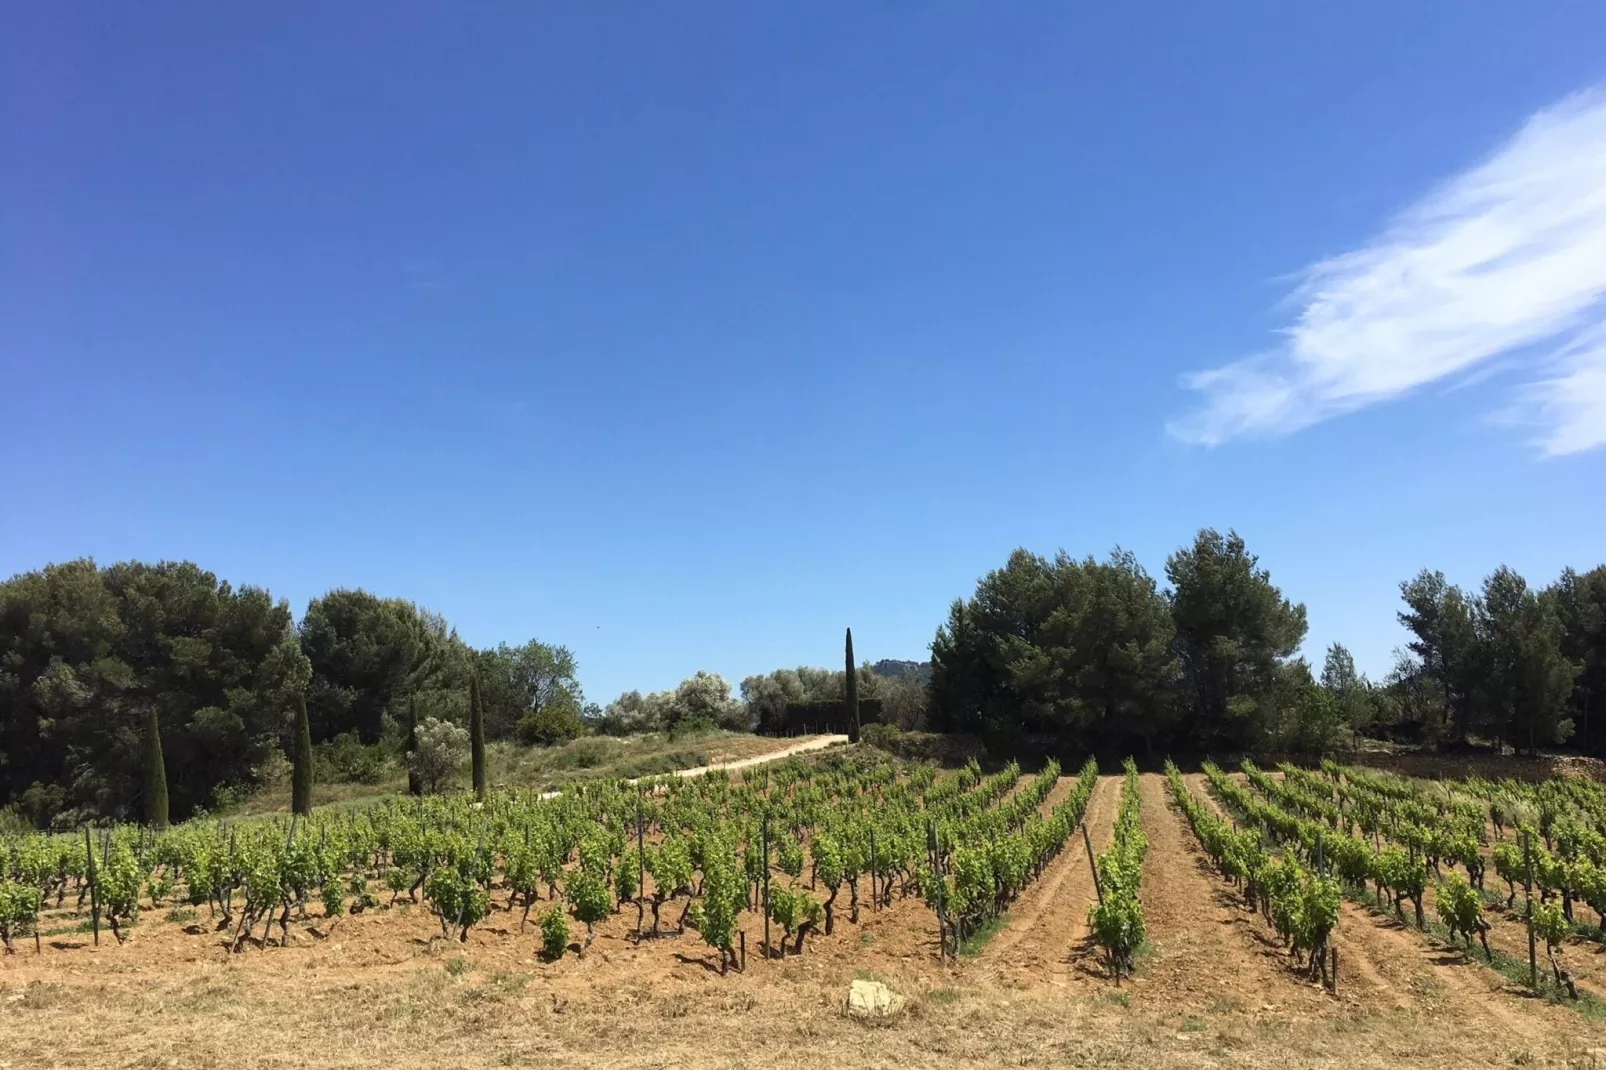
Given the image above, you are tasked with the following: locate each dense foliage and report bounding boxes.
[928,529,1599,759]
[0,561,606,825]
[1389,565,1594,753]
[0,560,309,825]
[928,534,1293,755]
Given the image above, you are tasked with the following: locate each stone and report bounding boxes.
[845,979,904,1017]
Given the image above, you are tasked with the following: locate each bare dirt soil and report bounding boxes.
[6,772,1606,1069]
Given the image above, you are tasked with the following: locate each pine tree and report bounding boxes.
[406,695,423,797]
[291,691,314,816]
[470,668,487,799]
[845,627,859,743]
[143,707,169,830]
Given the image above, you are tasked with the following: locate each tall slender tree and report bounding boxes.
[143,707,169,830]
[845,628,859,743]
[406,695,423,796]
[291,691,314,816]
[470,667,487,799]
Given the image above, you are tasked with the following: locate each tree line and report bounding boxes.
[0,558,915,827]
[4,537,1599,826]
[927,529,1603,761]
[0,560,590,826]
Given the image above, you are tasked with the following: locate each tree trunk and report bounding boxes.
[291,692,314,817]
[469,668,487,800]
[143,707,170,830]
[406,697,422,796]
[794,919,816,956]
[845,628,860,743]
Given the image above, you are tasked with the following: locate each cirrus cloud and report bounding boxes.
[1169,88,1606,456]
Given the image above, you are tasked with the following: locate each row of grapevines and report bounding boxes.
[918,758,1098,952]
[1166,761,1339,982]
[1088,760,1145,982]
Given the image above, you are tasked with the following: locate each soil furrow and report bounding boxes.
[980,774,1116,972]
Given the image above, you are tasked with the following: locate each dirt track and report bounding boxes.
[537,734,850,799]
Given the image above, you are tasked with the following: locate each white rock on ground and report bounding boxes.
[845,979,904,1017]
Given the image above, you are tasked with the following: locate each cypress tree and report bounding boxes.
[406,694,423,797]
[143,707,170,830]
[470,668,487,799]
[291,691,314,816]
[845,627,860,743]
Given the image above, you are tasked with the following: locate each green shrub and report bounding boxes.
[861,723,902,750]
[667,716,717,741]
[518,705,585,746]
[314,732,391,785]
[565,870,612,948]
[540,908,570,960]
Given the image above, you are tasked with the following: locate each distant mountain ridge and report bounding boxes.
[870,659,932,683]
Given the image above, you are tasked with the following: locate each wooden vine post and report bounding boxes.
[761,812,772,960]
[869,829,878,912]
[1083,822,1103,905]
[636,791,646,939]
[84,826,100,947]
[1523,829,1538,993]
[935,822,950,962]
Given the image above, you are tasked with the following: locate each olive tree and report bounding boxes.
[407,717,469,795]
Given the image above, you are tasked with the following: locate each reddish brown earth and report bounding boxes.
[6,770,1606,1069]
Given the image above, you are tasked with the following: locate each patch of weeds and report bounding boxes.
[957,914,1008,957]
[1207,995,1244,1014]
[1102,991,1131,1008]
[176,979,241,1014]
[859,931,874,947]
[166,907,199,924]
[854,968,884,982]
[1180,1016,1207,1032]
[1351,886,1606,1021]
[489,970,530,996]
[925,987,962,1006]
[661,994,692,1019]
[16,981,69,1010]
[445,955,472,978]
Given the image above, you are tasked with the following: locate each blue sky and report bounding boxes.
[4,2,1605,705]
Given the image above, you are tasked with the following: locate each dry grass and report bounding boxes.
[239,730,801,815]
[5,954,1598,1070]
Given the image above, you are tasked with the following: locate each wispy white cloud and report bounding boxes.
[1501,322,1606,456]
[1169,89,1606,455]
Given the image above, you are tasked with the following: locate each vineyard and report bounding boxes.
[0,752,1105,971]
[7,745,1606,1069]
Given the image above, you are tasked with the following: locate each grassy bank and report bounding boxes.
[238,729,803,815]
